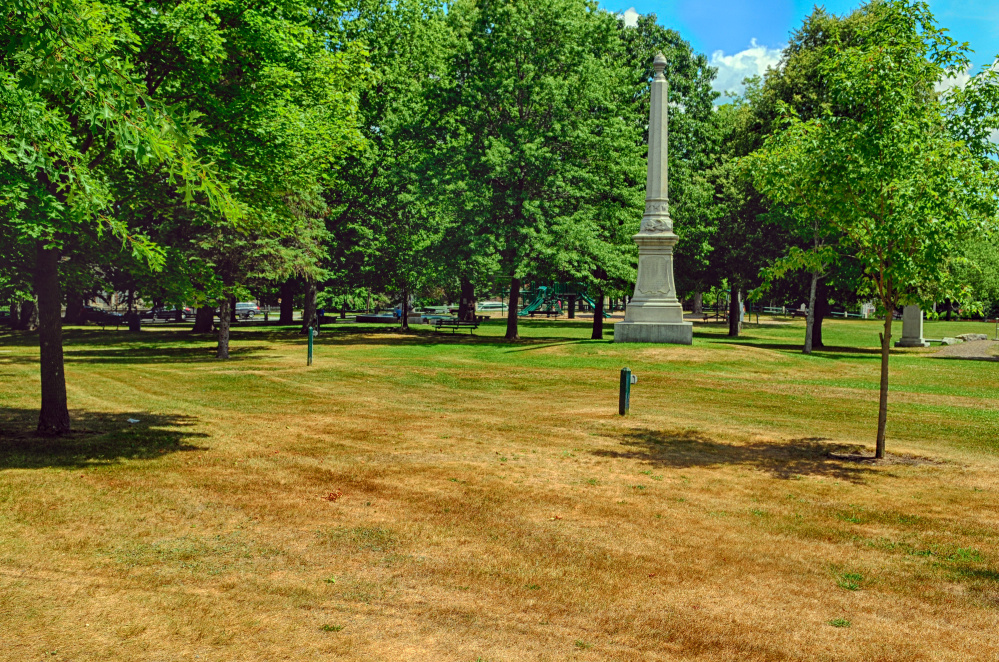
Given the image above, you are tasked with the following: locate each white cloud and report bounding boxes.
[935,66,973,93]
[620,7,639,28]
[710,39,783,100]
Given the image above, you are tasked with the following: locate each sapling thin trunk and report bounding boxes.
[875,309,893,459]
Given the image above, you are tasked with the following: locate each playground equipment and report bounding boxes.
[517,283,610,318]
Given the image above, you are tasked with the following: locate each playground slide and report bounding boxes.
[518,291,547,316]
[578,294,611,318]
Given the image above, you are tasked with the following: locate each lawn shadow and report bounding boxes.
[714,339,883,359]
[0,408,208,470]
[594,427,880,483]
[260,323,597,348]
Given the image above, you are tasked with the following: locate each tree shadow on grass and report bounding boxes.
[61,344,271,365]
[258,325,596,348]
[713,339,883,360]
[0,408,207,470]
[593,427,880,483]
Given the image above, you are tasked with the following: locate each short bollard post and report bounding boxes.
[619,367,632,415]
[307,326,314,366]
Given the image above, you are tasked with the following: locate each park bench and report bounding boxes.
[434,318,480,334]
[701,311,728,322]
[528,309,560,318]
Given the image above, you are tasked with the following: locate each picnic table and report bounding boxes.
[433,318,480,334]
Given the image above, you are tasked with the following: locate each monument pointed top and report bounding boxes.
[653,53,667,74]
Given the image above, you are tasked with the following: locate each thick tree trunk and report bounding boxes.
[505,278,520,340]
[8,301,19,328]
[35,243,70,435]
[591,291,605,339]
[126,290,141,332]
[804,271,818,354]
[813,292,830,348]
[567,295,576,319]
[728,286,742,337]
[64,292,85,324]
[457,278,476,322]
[193,306,215,333]
[400,287,410,331]
[217,298,231,359]
[301,280,317,334]
[279,278,295,324]
[692,291,703,315]
[876,309,893,459]
[18,299,38,331]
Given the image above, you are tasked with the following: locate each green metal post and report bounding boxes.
[619,367,631,416]
[307,326,314,366]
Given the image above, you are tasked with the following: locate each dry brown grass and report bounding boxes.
[1,320,998,660]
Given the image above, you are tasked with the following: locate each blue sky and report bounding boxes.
[606,0,999,98]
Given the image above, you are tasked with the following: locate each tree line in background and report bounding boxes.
[2,0,998,440]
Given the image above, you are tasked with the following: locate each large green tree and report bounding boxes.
[1,0,236,433]
[442,0,643,340]
[750,0,998,457]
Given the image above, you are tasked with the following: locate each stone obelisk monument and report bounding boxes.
[615,53,692,345]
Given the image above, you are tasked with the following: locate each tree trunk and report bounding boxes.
[340,302,347,319]
[945,299,952,321]
[457,278,476,322]
[692,291,703,315]
[34,243,70,435]
[126,290,141,332]
[64,292,85,324]
[8,301,19,328]
[301,280,317,334]
[279,278,295,325]
[728,286,742,337]
[193,306,214,333]
[813,292,830,348]
[217,298,231,359]
[591,291,605,340]
[804,271,818,354]
[505,278,520,340]
[567,294,576,319]
[400,287,410,331]
[876,309,893,459]
[229,294,237,325]
[18,299,38,331]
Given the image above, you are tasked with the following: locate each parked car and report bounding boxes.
[234,302,259,319]
[141,306,194,321]
[82,306,124,325]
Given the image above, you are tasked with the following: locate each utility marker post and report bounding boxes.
[307,326,314,366]
[619,367,633,415]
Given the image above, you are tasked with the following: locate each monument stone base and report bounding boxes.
[614,321,692,344]
[894,338,930,348]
